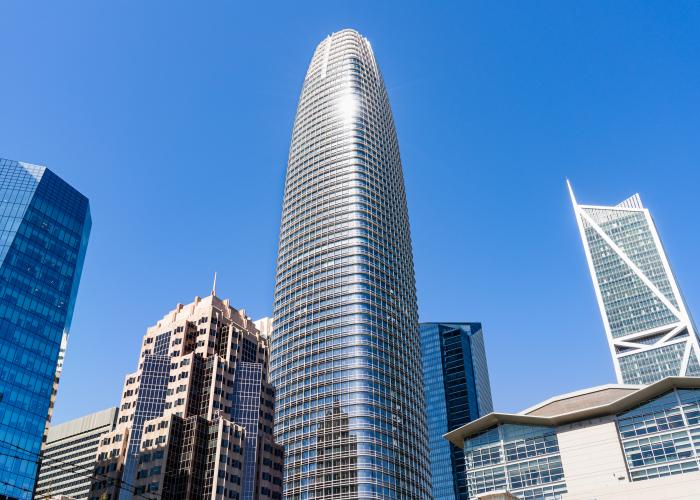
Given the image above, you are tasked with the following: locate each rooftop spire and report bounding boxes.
[566,178,578,206]
[212,272,217,297]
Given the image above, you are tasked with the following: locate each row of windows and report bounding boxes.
[619,389,700,481]
[273,30,429,499]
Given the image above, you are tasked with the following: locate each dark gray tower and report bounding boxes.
[271,30,431,499]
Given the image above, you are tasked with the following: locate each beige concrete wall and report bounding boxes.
[477,491,519,500]
[558,415,700,499]
[564,472,700,499]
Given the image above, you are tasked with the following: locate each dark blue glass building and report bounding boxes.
[420,322,493,500]
[0,158,91,499]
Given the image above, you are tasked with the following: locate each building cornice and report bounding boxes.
[445,376,700,447]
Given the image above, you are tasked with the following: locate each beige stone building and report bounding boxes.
[89,289,283,499]
[445,377,700,499]
[35,407,118,499]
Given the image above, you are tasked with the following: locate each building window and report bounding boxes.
[617,388,700,481]
[463,424,567,499]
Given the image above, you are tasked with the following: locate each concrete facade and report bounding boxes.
[88,290,283,500]
[35,407,118,499]
[253,317,273,339]
[476,492,519,500]
[446,377,700,499]
[556,415,700,499]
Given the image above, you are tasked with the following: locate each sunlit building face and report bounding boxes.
[0,159,91,500]
[271,30,431,499]
[569,183,700,385]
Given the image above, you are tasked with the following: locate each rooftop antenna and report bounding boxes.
[212,272,217,297]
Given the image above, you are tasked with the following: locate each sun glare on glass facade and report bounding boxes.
[271,30,431,499]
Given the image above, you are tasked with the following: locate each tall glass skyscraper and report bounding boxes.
[0,158,91,499]
[420,322,493,500]
[271,29,431,499]
[568,181,699,385]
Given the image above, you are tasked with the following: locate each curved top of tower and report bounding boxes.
[328,27,364,37]
[300,29,380,86]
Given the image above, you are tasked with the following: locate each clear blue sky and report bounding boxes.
[2,1,699,424]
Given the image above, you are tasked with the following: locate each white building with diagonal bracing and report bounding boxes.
[568,181,699,385]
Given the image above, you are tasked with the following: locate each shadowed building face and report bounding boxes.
[421,322,494,500]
